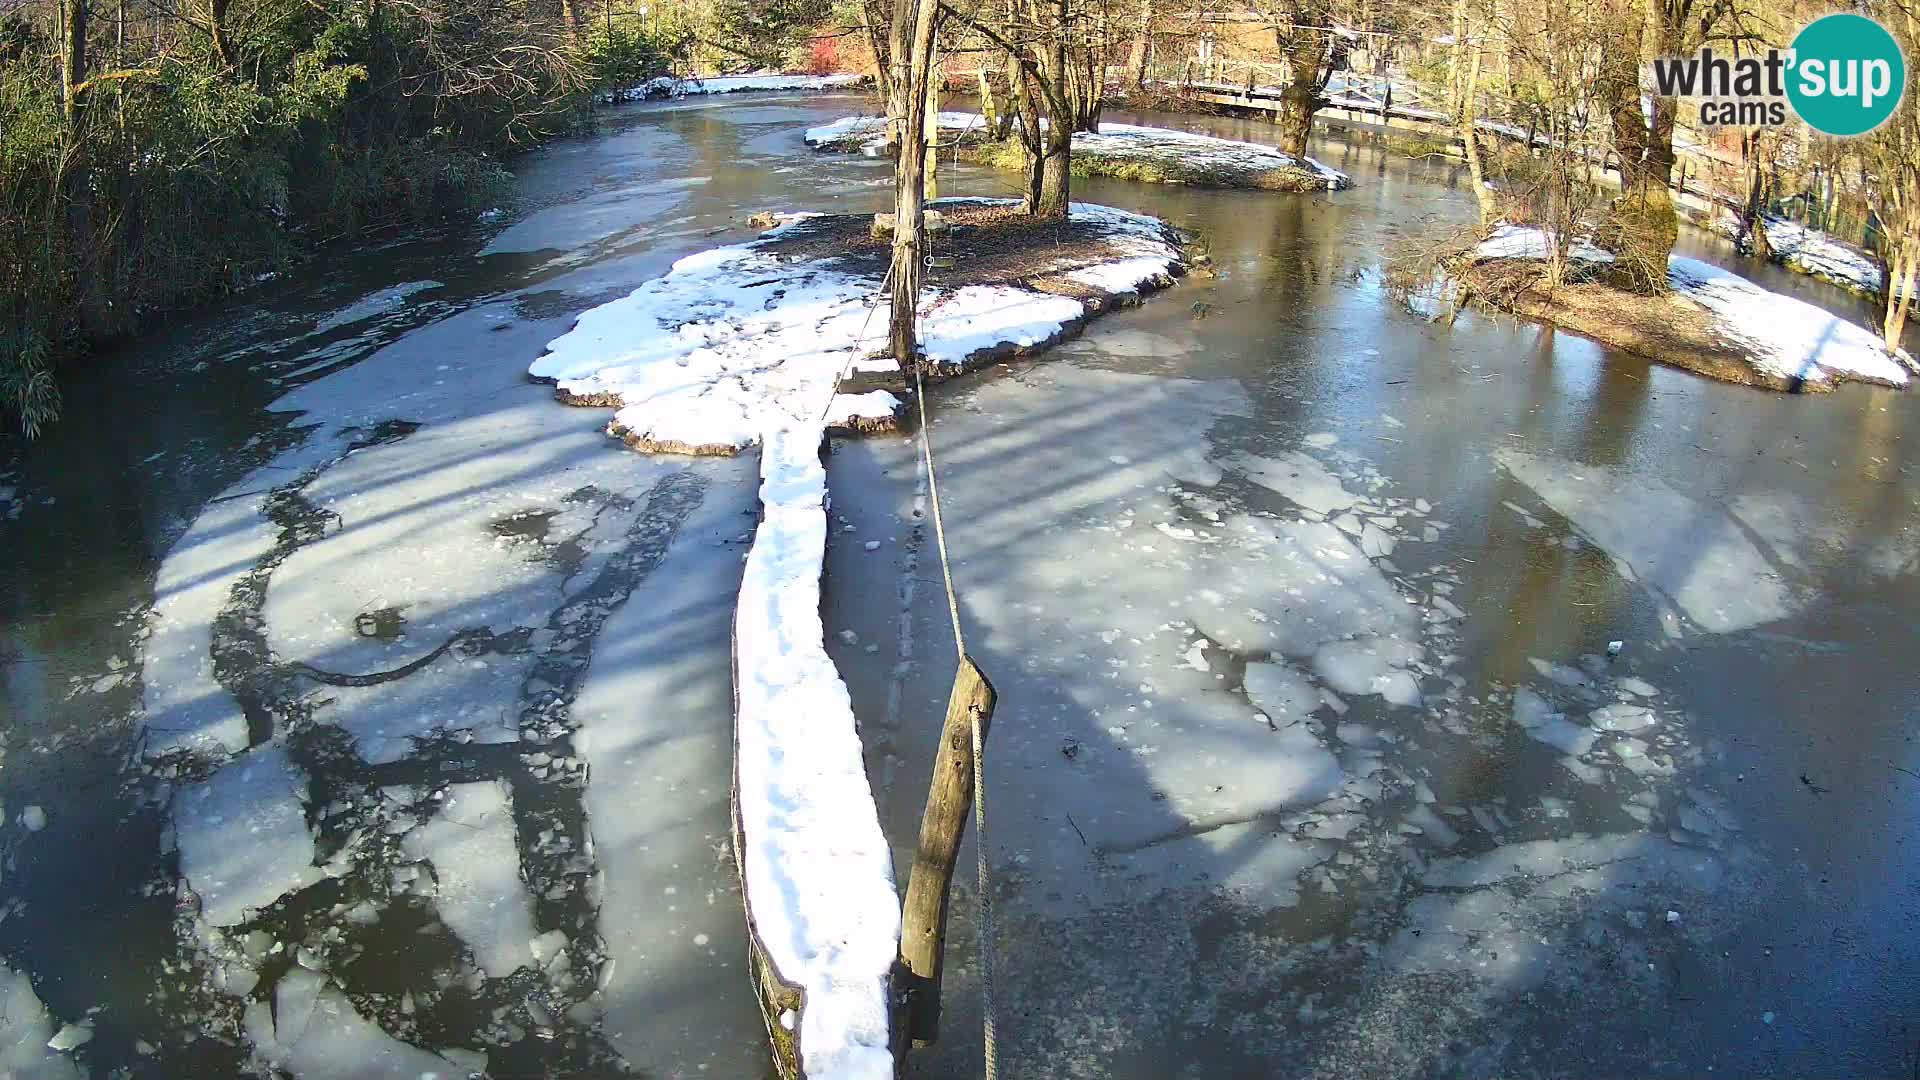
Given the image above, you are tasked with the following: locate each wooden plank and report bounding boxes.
[896,654,996,1048]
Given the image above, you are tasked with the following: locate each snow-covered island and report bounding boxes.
[528,199,1190,1079]
[600,72,868,104]
[804,112,1350,192]
[1463,224,1914,391]
[1708,212,1890,298]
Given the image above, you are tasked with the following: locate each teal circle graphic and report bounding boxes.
[1787,13,1906,137]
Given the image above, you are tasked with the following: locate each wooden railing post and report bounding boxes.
[896,655,996,1047]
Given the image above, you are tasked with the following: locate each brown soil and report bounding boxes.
[1460,259,1822,393]
[763,202,1158,295]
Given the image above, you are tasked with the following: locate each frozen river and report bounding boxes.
[1,93,1917,1078]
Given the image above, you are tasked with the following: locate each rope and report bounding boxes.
[912,364,998,1080]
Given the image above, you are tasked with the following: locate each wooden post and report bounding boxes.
[896,655,996,1046]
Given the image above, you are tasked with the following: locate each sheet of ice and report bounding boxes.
[1224,451,1359,518]
[313,280,443,334]
[1311,635,1422,707]
[1242,661,1320,724]
[0,963,84,1080]
[143,487,276,759]
[1667,257,1911,386]
[733,427,898,1080]
[1589,703,1657,732]
[1512,693,1598,756]
[1388,834,1723,991]
[1192,517,1418,659]
[1497,448,1795,634]
[401,781,536,978]
[571,466,769,1075]
[175,745,322,927]
[246,971,464,1080]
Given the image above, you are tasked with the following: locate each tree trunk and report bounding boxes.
[1126,0,1153,90]
[923,54,941,201]
[60,0,87,126]
[1273,0,1330,158]
[207,0,235,67]
[886,0,941,361]
[1035,33,1072,216]
[1459,26,1498,225]
[1011,61,1045,213]
[1884,240,1915,350]
[1598,3,1676,292]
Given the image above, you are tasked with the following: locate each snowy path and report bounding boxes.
[525,201,1190,1078]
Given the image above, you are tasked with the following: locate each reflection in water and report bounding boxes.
[0,93,1915,1079]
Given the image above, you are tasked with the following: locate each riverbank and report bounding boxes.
[599,72,868,104]
[527,197,1190,1078]
[1459,225,1913,391]
[1708,212,1888,297]
[804,113,1348,192]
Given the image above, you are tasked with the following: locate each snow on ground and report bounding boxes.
[1073,121,1350,189]
[1496,447,1795,635]
[1474,225,1912,388]
[603,73,866,103]
[732,428,899,1080]
[803,112,988,155]
[530,202,1187,1078]
[1667,256,1911,386]
[804,113,1350,188]
[1474,223,1616,265]
[1711,213,1886,295]
[530,202,1183,453]
[0,963,85,1079]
